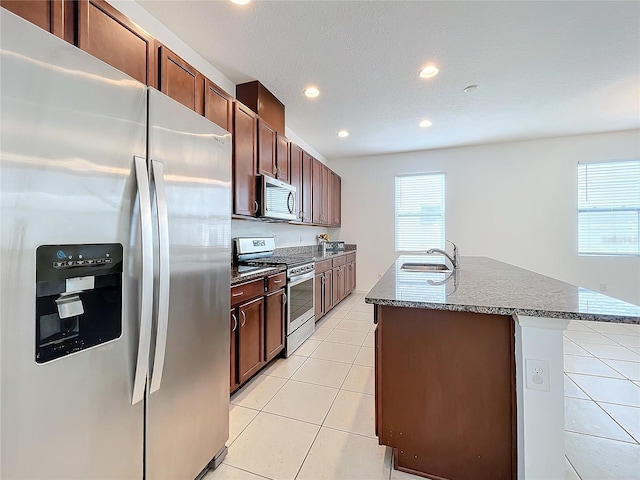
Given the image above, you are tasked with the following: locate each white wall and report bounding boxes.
[330,129,640,305]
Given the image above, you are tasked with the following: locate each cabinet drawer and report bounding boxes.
[266,272,286,292]
[332,255,347,267]
[347,253,356,263]
[230,279,264,306]
[315,259,332,274]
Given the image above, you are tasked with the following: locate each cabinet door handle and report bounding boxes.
[232,291,244,297]
[282,293,287,305]
[253,200,259,213]
[240,310,247,327]
[231,313,238,332]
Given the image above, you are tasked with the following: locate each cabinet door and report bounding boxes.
[322,165,331,226]
[1,0,72,41]
[233,103,258,216]
[350,260,357,292]
[289,144,303,221]
[238,296,264,384]
[265,289,285,361]
[312,158,323,224]
[204,79,233,132]
[230,308,239,392]
[324,271,334,312]
[332,173,342,227]
[158,46,204,114]
[314,274,324,320]
[77,0,156,87]
[258,120,277,177]
[332,268,339,307]
[276,134,290,183]
[301,151,313,223]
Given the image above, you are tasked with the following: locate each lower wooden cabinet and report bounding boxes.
[264,288,286,362]
[230,308,239,392]
[237,296,264,384]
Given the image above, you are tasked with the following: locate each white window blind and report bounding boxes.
[578,159,640,255]
[395,173,445,251]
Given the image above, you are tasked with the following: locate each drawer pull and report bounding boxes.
[232,291,244,297]
[273,279,282,283]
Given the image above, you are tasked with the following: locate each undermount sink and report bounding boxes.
[401,262,452,273]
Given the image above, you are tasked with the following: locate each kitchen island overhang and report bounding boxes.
[366,256,640,480]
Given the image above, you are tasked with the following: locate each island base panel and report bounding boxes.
[376,306,516,480]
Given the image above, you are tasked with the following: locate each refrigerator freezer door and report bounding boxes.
[146,88,232,479]
[0,11,146,480]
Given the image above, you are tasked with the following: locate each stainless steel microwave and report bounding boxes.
[260,175,297,221]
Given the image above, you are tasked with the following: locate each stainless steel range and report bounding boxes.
[234,238,315,356]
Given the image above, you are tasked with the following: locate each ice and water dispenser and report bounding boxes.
[35,244,123,363]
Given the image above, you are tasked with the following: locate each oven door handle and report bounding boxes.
[288,270,315,285]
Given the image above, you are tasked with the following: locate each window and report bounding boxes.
[395,173,445,251]
[578,159,640,255]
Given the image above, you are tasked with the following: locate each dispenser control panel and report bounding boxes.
[35,244,123,363]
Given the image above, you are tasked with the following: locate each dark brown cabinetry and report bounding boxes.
[300,150,314,223]
[375,306,516,479]
[233,102,259,217]
[290,144,313,223]
[77,0,156,87]
[237,296,264,384]
[236,80,285,134]
[158,46,204,115]
[258,120,277,177]
[1,0,72,42]
[332,172,342,227]
[204,79,233,133]
[276,134,290,183]
[264,288,285,362]
[230,308,238,392]
[264,272,286,362]
[346,253,356,292]
[230,278,265,393]
[311,158,332,226]
[314,259,333,321]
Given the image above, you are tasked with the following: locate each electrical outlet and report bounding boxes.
[525,358,549,391]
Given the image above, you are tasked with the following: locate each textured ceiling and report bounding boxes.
[137,1,640,160]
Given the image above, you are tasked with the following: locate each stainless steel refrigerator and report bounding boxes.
[0,10,231,480]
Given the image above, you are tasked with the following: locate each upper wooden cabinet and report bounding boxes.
[204,79,233,133]
[258,120,277,178]
[300,151,313,223]
[276,134,290,183]
[77,0,156,87]
[233,102,259,217]
[158,46,204,115]
[332,172,341,227]
[312,159,331,225]
[1,0,73,42]
[236,80,285,134]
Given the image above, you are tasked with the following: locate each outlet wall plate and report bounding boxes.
[525,358,550,392]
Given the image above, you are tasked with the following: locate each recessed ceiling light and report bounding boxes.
[304,87,320,98]
[419,65,439,79]
[464,84,478,93]
[419,119,433,128]
[337,130,349,138]
[230,0,251,5]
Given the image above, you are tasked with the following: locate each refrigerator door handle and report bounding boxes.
[149,159,170,394]
[132,156,154,405]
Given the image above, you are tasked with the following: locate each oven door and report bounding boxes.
[287,270,315,333]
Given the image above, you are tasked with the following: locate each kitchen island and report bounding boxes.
[366,256,640,480]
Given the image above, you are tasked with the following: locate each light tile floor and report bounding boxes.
[205,292,640,480]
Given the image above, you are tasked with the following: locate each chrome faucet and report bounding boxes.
[426,240,459,269]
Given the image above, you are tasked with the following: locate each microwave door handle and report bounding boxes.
[132,156,154,406]
[149,160,170,394]
[287,191,295,214]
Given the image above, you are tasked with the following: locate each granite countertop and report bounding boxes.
[365,255,640,324]
[230,245,357,286]
[231,265,284,285]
